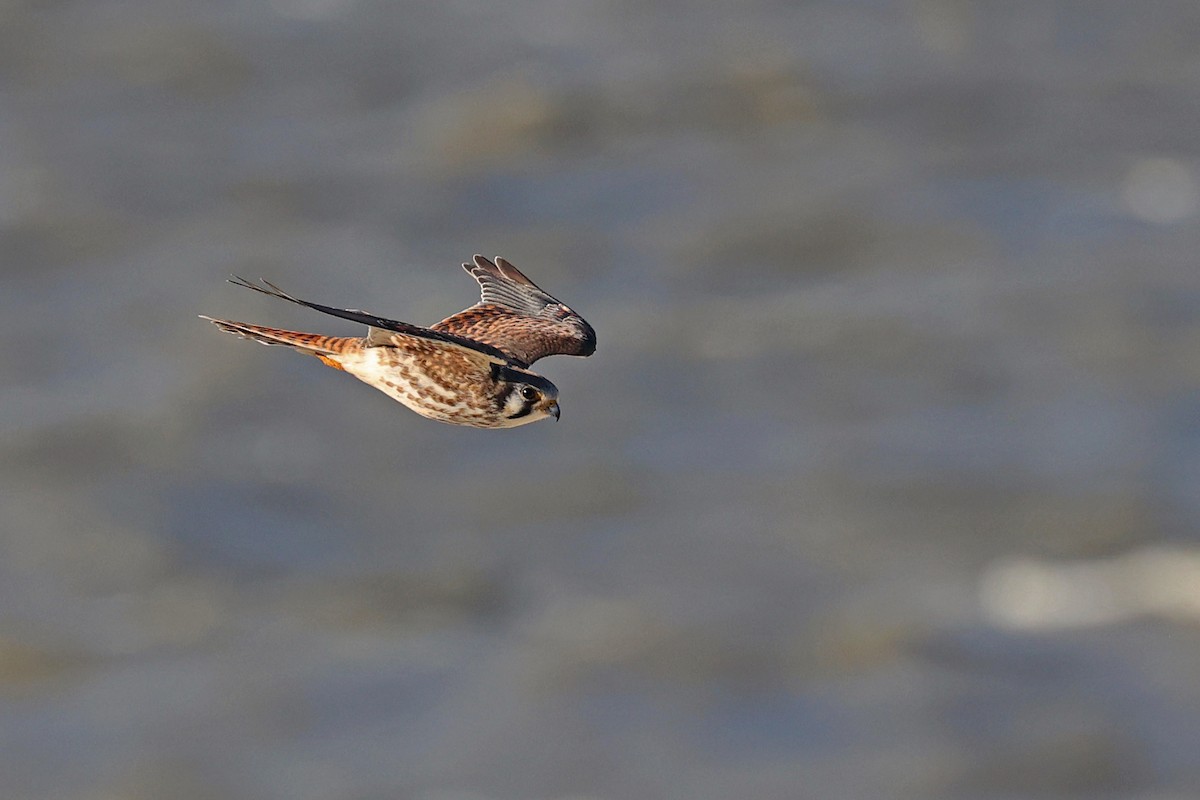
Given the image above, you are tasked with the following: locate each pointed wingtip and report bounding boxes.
[260,278,286,295]
[224,275,300,304]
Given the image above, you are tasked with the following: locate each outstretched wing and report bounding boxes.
[223,275,515,363]
[431,255,596,367]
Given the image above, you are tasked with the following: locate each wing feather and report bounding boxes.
[432,256,596,366]
[225,275,515,364]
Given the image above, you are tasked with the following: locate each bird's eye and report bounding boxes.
[520,386,539,402]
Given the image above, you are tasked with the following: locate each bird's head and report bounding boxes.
[490,363,560,427]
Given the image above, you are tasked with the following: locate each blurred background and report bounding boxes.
[2,1,1200,798]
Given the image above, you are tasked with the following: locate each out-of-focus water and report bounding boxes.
[3,1,1200,798]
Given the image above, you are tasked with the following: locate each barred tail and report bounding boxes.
[200,316,361,369]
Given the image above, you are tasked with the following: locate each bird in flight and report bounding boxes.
[201,255,596,428]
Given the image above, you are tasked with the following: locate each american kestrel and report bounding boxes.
[201,255,596,428]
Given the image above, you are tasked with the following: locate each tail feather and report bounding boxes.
[200,316,362,364]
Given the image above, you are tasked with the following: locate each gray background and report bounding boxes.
[3,1,1200,798]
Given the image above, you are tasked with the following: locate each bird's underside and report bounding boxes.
[201,255,596,429]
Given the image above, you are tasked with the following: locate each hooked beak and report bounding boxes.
[549,402,560,421]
